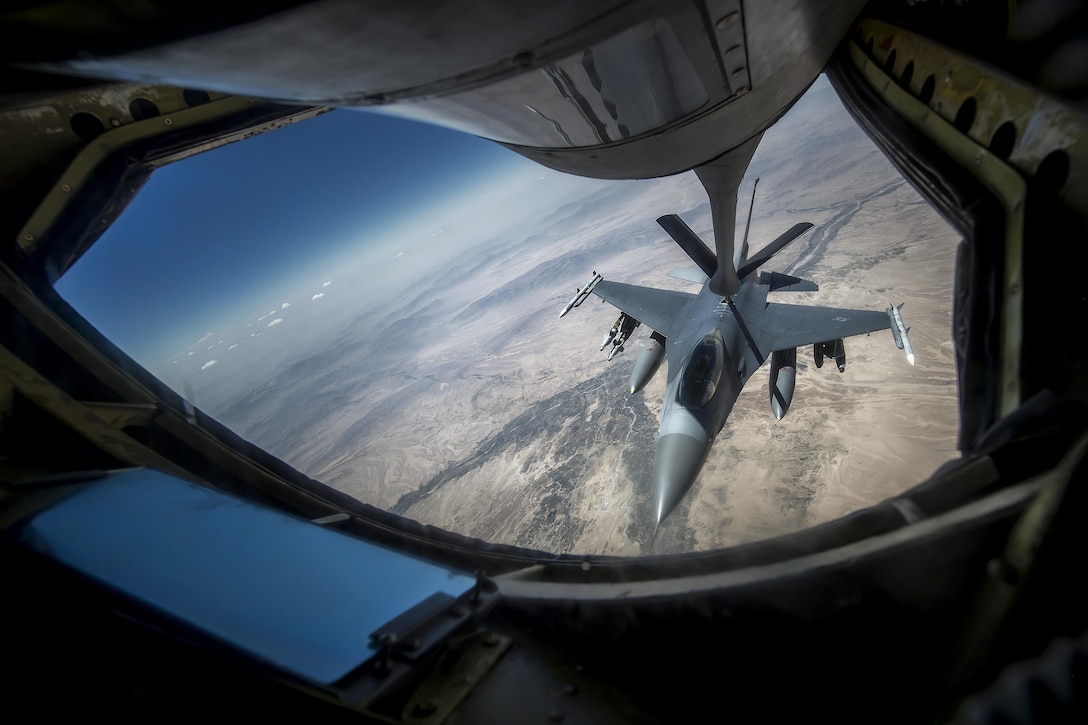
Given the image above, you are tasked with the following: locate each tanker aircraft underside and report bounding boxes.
[560,192,914,533]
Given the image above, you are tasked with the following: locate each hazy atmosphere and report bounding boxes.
[59,76,961,555]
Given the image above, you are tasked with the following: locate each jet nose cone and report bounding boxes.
[651,433,711,528]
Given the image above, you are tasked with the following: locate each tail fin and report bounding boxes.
[736,222,814,278]
[657,180,811,286]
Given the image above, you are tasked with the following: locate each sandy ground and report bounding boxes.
[212,79,962,556]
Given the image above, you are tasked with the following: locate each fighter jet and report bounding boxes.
[563,205,903,532]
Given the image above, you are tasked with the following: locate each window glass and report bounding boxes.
[55,76,960,556]
[679,331,725,408]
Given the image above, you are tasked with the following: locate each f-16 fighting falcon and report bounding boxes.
[560,186,914,534]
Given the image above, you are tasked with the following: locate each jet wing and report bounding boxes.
[759,303,891,352]
[593,281,695,337]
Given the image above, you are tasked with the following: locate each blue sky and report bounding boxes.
[56,76,842,377]
[56,109,535,364]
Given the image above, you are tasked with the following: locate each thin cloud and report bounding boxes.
[201,360,217,371]
[311,292,325,301]
[322,281,332,287]
[267,318,283,327]
[281,302,291,309]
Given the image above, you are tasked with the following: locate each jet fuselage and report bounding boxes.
[650,273,770,527]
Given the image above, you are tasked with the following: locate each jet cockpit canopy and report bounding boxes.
[679,330,725,408]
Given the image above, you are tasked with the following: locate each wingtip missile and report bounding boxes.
[558,271,603,318]
[887,301,915,365]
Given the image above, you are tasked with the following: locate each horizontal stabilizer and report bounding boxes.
[657,214,717,278]
[737,222,814,279]
[763,271,818,292]
[667,266,708,284]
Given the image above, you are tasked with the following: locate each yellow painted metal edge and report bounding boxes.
[16,97,325,253]
[0,340,191,479]
[847,37,1024,417]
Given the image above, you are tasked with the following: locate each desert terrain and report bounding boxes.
[205,78,961,555]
